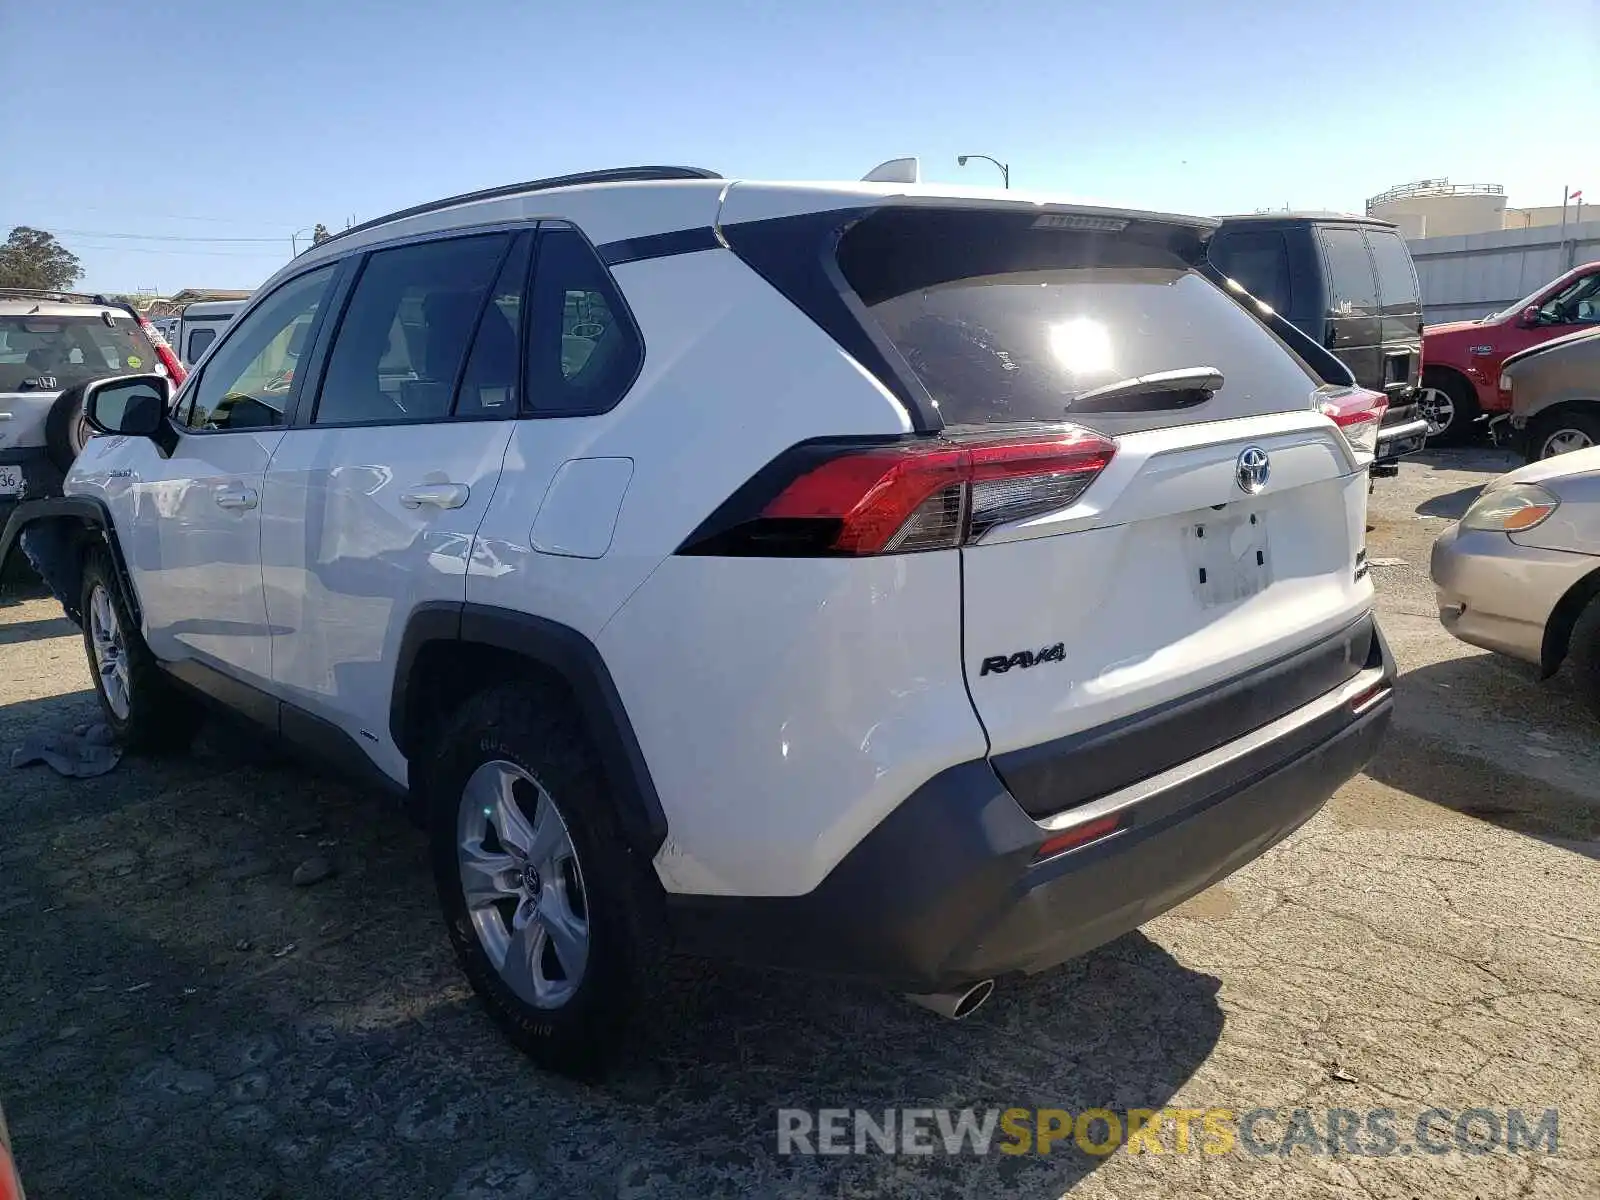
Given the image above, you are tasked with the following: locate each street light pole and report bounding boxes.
[957,154,1010,189]
[290,226,315,256]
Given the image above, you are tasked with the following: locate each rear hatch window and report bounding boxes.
[1366,228,1419,311]
[0,313,158,392]
[836,208,1321,437]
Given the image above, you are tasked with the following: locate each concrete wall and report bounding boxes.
[1409,221,1600,325]
[1370,192,1506,238]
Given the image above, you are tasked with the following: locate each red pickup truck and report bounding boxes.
[1419,261,1600,442]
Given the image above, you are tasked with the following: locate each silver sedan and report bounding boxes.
[1431,446,1600,717]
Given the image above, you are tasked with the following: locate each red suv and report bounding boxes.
[1419,261,1600,442]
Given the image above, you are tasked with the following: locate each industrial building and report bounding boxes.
[1367,180,1581,239]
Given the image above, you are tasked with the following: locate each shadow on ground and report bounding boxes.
[0,692,1226,1200]
[0,615,77,648]
[1408,447,1521,476]
[1366,651,1600,857]
[1414,483,1487,521]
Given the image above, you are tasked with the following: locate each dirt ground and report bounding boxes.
[2,448,1597,1199]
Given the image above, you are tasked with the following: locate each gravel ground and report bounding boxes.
[2,448,1597,1199]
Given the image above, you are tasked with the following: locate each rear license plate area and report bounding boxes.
[1183,510,1272,607]
[0,465,22,497]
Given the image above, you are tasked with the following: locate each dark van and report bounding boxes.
[1209,214,1430,474]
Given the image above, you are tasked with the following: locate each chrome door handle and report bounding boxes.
[399,483,469,510]
[213,484,259,511]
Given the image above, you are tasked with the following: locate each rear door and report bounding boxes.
[1208,226,1294,322]
[1316,224,1384,391]
[1366,226,1423,404]
[260,231,526,784]
[836,207,1374,807]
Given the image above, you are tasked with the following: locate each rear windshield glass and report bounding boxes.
[839,210,1318,432]
[0,313,158,392]
[1366,228,1420,309]
[1208,230,1292,314]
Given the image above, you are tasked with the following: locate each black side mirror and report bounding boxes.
[82,374,177,454]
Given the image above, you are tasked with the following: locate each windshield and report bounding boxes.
[0,313,158,392]
[1485,278,1563,323]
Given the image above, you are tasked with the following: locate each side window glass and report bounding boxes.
[187,326,217,362]
[525,227,643,415]
[314,234,509,426]
[1210,231,1292,314]
[1318,226,1378,313]
[184,266,335,431]
[1545,274,1600,324]
[1366,229,1420,309]
[455,235,531,418]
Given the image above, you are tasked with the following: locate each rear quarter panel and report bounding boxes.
[468,246,918,638]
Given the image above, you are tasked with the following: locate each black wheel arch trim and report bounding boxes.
[0,494,139,625]
[1540,561,1600,677]
[391,602,668,857]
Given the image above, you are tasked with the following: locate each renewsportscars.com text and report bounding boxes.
[776,1106,1560,1158]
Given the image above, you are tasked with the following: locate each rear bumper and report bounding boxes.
[1375,416,1430,464]
[0,446,60,526]
[1430,523,1595,666]
[669,621,1395,990]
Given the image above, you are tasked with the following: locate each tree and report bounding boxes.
[312,223,332,245]
[0,226,82,291]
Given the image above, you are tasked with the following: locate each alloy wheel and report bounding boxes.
[1540,428,1594,458]
[456,760,590,1009]
[87,584,131,719]
[1417,387,1454,436]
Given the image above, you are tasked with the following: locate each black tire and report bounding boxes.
[1527,407,1600,462]
[78,548,198,752]
[428,679,662,1078]
[1567,593,1600,723]
[1418,369,1480,446]
[44,382,93,474]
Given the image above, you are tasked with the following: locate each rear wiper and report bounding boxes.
[1066,366,1223,413]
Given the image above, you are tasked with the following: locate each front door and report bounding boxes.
[261,231,528,784]
[103,265,339,687]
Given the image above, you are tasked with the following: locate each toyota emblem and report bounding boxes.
[1235,446,1270,494]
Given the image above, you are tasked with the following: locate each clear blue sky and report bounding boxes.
[1,0,1592,293]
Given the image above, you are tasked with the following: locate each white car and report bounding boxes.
[0,166,1395,1077]
[0,290,185,514]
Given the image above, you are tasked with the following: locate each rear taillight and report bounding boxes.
[680,427,1117,556]
[138,315,188,387]
[1319,388,1388,456]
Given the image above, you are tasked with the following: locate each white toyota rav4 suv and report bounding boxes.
[1,166,1395,1077]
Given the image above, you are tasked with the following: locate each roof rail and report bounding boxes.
[0,287,109,306]
[315,165,723,250]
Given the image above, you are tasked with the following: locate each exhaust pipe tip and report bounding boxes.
[904,979,994,1020]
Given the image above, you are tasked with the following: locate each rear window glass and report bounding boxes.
[1365,228,1420,309]
[1318,226,1378,312]
[0,313,158,393]
[1208,230,1292,314]
[839,210,1318,432]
